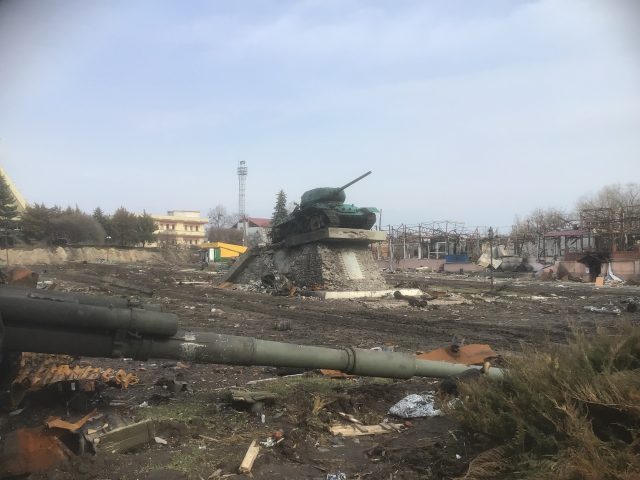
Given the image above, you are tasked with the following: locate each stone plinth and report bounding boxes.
[222,228,388,291]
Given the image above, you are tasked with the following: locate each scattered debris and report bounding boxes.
[11,353,139,397]
[46,409,98,432]
[393,290,429,307]
[337,412,363,424]
[258,429,285,449]
[583,305,621,315]
[388,393,441,418]
[275,319,292,330]
[96,419,156,454]
[261,273,298,296]
[238,440,260,474]
[101,276,154,295]
[329,423,404,437]
[326,472,347,480]
[605,264,624,284]
[227,388,278,404]
[155,376,190,393]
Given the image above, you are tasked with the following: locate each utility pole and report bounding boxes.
[488,226,494,290]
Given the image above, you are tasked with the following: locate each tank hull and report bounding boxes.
[271,204,377,243]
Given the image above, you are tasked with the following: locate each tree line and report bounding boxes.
[0,171,156,247]
[18,204,156,247]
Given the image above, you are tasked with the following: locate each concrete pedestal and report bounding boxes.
[222,228,388,291]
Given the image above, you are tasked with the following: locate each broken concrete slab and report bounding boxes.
[305,288,422,300]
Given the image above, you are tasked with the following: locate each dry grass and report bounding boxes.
[448,325,640,480]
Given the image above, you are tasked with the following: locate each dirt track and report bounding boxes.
[3,262,639,479]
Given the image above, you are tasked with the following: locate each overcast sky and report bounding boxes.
[1,0,638,230]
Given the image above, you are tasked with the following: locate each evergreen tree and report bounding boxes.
[20,203,56,242]
[135,211,157,246]
[271,190,288,226]
[0,173,18,245]
[93,206,111,235]
[0,174,18,231]
[110,207,137,246]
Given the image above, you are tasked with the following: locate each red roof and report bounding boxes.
[543,229,588,238]
[246,217,272,228]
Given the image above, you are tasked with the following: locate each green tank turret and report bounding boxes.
[271,171,378,243]
[0,287,502,394]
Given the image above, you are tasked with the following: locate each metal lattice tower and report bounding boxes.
[237,161,248,244]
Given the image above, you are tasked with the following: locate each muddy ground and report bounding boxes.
[2,261,639,479]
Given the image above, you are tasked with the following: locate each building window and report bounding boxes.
[196,226,199,231]
[172,224,175,230]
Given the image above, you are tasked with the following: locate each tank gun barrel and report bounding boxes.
[0,287,503,381]
[337,170,372,193]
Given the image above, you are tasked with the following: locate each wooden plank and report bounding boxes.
[96,419,156,453]
[329,423,404,437]
[238,440,260,474]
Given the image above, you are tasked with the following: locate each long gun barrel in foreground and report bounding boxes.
[0,287,502,381]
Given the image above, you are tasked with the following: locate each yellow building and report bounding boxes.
[152,210,207,246]
[199,242,247,263]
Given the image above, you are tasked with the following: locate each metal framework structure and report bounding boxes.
[580,205,640,251]
[379,221,495,261]
[237,161,248,245]
[379,207,640,263]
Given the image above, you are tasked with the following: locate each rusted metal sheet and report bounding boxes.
[46,409,98,432]
[416,344,497,366]
[319,369,355,378]
[5,266,39,287]
[12,353,139,391]
[0,427,72,478]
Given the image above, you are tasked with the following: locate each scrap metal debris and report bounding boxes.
[388,393,441,419]
[12,352,139,391]
[46,409,98,432]
[416,343,497,366]
[583,305,621,315]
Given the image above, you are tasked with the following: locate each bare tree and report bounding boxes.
[208,205,240,229]
[207,227,243,244]
[577,183,640,251]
